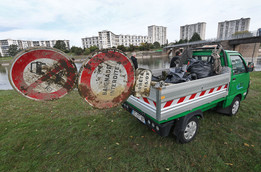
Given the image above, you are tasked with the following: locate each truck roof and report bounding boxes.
[224,50,239,53]
[193,48,238,54]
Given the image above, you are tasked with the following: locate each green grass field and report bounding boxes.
[0,57,13,62]
[0,72,260,171]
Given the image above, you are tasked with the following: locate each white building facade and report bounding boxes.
[180,22,206,40]
[148,25,167,45]
[0,39,70,56]
[217,18,250,40]
[82,29,154,49]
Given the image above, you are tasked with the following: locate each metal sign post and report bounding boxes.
[9,47,77,101]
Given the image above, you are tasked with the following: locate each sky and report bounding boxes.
[0,0,261,47]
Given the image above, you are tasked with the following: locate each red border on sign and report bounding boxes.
[79,51,135,109]
[10,49,77,100]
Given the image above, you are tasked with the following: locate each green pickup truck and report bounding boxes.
[122,47,254,143]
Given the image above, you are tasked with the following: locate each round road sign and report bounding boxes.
[9,47,77,101]
[78,49,135,109]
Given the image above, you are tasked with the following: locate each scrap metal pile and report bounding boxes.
[152,46,223,84]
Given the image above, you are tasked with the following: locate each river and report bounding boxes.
[0,52,170,90]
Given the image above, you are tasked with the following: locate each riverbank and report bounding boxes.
[0,72,260,171]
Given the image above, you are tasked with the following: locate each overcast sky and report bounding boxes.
[0,0,260,47]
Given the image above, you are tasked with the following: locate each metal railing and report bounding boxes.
[165,30,261,49]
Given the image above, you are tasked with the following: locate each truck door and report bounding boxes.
[229,54,250,99]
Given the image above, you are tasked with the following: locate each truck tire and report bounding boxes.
[177,116,199,143]
[228,97,241,116]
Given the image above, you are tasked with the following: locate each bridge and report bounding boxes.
[164,35,261,66]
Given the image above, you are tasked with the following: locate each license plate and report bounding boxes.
[132,110,146,124]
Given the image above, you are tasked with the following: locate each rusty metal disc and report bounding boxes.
[78,49,135,109]
[9,47,77,101]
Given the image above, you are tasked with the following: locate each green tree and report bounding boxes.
[117,45,126,52]
[84,48,91,55]
[233,30,251,36]
[128,44,135,52]
[70,46,77,53]
[8,44,19,56]
[176,39,188,44]
[149,43,154,49]
[232,30,252,38]
[0,52,2,58]
[153,42,160,49]
[75,47,83,55]
[138,44,145,51]
[89,45,99,53]
[54,40,67,52]
[140,42,153,50]
[189,33,201,42]
[70,46,83,55]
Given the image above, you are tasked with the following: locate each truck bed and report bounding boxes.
[126,67,231,122]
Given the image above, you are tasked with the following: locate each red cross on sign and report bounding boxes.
[9,47,77,101]
[78,50,135,109]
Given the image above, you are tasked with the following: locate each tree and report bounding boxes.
[84,48,91,55]
[54,40,67,52]
[8,44,19,56]
[70,46,83,55]
[75,47,83,55]
[70,46,77,53]
[189,33,201,42]
[128,44,135,52]
[0,52,2,58]
[173,39,188,45]
[232,30,252,38]
[233,30,251,36]
[153,42,160,49]
[89,45,99,53]
[139,42,153,51]
[138,44,145,51]
[117,45,126,52]
[149,43,154,49]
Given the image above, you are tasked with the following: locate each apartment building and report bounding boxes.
[180,22,206,40]
[0,39,18,57]
[117,35,152,47]
[82,30,153,49]
[217,18,250,40]
[148,25,167,45]
[0,39,70,56]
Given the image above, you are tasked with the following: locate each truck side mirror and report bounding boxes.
[247,62,254,72]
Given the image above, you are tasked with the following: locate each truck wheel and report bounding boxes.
[229,97,240,116]
[177,116,199,143]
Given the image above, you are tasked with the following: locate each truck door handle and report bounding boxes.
[232,78,236,81]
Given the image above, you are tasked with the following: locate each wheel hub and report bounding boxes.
[232,101,239,114]
[184,121,197,140]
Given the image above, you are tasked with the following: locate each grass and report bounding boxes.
[0,57,13,62]
[0,72,260,171]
